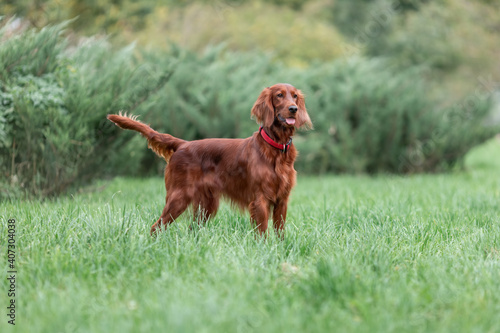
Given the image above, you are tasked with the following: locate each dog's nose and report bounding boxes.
[289,106,298,113]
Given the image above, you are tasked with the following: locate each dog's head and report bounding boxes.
[251,83,312,130]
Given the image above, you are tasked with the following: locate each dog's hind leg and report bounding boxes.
[191,189,220,227]
[150,190,191,235]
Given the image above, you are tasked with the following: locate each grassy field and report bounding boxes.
[1,139,500,333]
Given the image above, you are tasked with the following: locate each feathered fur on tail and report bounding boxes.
[107,113,185,162]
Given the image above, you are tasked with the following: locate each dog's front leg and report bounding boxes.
[249,196,270,235]
[272,198,288,239]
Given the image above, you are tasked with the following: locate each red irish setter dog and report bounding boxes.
[107,83,312,236]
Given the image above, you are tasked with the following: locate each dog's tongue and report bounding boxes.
[286,118,296,125]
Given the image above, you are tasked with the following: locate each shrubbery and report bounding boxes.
[295,58,497,174]
[1,22,498,198]
[0,21,172,198]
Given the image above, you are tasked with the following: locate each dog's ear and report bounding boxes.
[295,89,313,130]
[251,87,275,128]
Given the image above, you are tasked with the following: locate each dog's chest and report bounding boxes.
[273,159,296,200]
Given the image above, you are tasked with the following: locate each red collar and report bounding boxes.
[259,126,292,153]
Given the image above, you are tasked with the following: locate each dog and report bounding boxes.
[107,83,312,236]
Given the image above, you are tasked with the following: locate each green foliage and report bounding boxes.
[333,0,458,68]
[381,2,463,71]
[138,2,344,67]
[332,0,500,85]
[296,58,497,174]
[3,1,346,66]
[331,0,377,39]
[0,20,173,198]
[2,0,156,33]
[4,0,499,86]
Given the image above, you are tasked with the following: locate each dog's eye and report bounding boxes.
[277,93,283,97]
[293,94,298,99]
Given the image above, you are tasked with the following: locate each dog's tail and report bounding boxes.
[107,113,185,162]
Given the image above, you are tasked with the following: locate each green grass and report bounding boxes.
[1,139,500,332]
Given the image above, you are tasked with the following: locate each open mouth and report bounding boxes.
[278,115,296,126]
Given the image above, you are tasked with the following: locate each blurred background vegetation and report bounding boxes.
[1,0,499,198]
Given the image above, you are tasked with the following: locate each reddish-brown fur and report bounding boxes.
[107,83,312,236]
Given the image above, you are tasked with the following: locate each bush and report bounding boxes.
[295,58,498,174]
[0,21,172,198]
